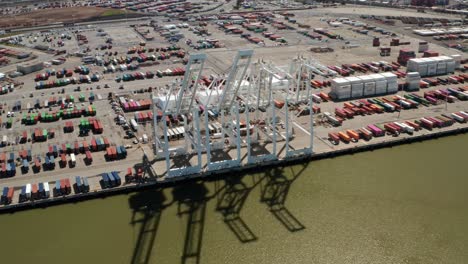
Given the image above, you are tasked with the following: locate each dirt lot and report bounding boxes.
[0,7,139,29]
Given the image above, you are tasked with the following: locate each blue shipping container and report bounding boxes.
[111,171,121,186]
[102,174,109,188]
[75,176,82,189]
[120,146,127,156]
[55,181,61,195]
[82,177,90,193]
[107,172,115,187]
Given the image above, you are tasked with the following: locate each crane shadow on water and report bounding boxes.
[259,165,306,232]
[128,189,170,264]
[172,181,210,264]
[128,162,309,263]
[214,175,258,243]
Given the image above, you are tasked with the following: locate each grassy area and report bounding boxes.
[100,9,127,17]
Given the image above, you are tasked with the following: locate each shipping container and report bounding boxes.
[111,171,121,186]
[75,176,83,193]
[82,177,90,193]
[64,179,71,194]
[102,173,110,189]
[31,184,38,200]
[85,150,92,164]
[346,129,360,142]
[338,131,351,143]
[54,180,61,197]
[20,186,27,203]
[44,182,50,198]
[25,183,31,200]
[108,172,116,187]
[419,118,433,130]
[70,154,76,167]
[367,124,384,137]
[358,128,373,140]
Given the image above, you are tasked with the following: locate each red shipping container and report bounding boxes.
[91,138,97,151]
[65,179,71,192]
[85,151,92,162]
[7,187,14,202]
[32,184,38,196]
[60,154,66,164]
[83,140,89,151]
[60,179,66,192]
[106,147,112,158]
[34,158,41,169]
[103,138,110,148]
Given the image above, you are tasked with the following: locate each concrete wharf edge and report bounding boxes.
[0,126,466,214]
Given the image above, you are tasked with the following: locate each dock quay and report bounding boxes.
[1,121,466,213]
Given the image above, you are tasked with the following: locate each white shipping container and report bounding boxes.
[344,76,361,84]
[375,86,387,94]
[44,182,50,198]
[363,82,376,96]
[436,68,446,75]
[331,78,350,94]
[418,64,428,76]
[130,118,139,131]
[370,74,386,82]
[447,61,456,73]
[336,85,351,94]
[351,83,364,97]
[451,113,465,123]
[427,64,437,76]
[376,80,387,87]
[26,184,31,198]
[380,72,398,82]
[387,81,398,93]
[395,122,414,134]
[437,62,446,69]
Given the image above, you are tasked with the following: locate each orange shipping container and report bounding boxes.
[346,129,359,141]
[338,131,351,143]
[274,99,285,109]
[344,102,354,109]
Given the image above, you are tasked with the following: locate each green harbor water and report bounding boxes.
[0,134,467,264]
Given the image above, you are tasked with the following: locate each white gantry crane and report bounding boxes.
[283,57,314,157]
[201,50,253,171]
[153,53,206,178]
[244,61,285,164]
[150,52,315,177]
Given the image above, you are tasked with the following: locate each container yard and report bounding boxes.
[0,2,467,210]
